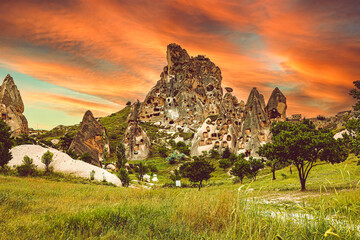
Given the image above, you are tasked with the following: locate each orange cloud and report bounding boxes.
[0,0,357,121]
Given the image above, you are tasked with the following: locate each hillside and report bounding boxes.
[0,155,359,239]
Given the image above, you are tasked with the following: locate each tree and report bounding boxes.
[344,81,360,155]
[259,119,348,191]
[116,143,127,169]
[126,101,132,106]
[41,150,54,172]
[222,147,231,159]
[158,146,168,158]
[229,153,237,164]
[180,159,215,190]
[0,119,12,168]
[248,157,264,180]
[258,144,284,180]
[219,159,232,171]
[80,152,94,164]
[117,167,130,187]
[230,158,250,184]
[60,133,73,150]
[66,149,78,159]
[209,148,220,159]
[136,162,148,181]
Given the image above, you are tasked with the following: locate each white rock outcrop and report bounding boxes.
[8,145,122,186]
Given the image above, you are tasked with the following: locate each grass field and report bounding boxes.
[1,155,359,239]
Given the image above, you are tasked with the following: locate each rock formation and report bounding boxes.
[137,43,288,158]
[69,110,109,167]
[191,116,238,156]
[138,43,223,128]
[0,74,28,136]
[9,144,121,186]
[237,87,270,157]
[122,101,151,160]
[266,87,287,121]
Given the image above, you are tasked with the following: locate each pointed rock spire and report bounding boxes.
[0,74,28,136]
[266,87,287,121]
[69,110,109,167]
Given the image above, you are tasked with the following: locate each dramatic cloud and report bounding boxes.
[0,0,358,128]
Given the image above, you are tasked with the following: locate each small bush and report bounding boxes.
[90,170,95,180]
[117,168,130,187]
[17,155,37,177]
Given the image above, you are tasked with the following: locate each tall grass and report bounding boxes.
[0,175,359,239]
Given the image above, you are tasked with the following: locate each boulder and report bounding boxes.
[69,110,109,167]
[9,145,121,186]
[0,74,28,136]
[266,87,287,121]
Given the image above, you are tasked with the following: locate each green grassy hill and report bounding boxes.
[1,155,359,239]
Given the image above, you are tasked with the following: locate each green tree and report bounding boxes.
[136,162,148,182]
[209,148,220,159]
[218,159,232,171]
[66,149,78,159]
[248,157,264,180]
[158,146,168,158]
[116,142,127,169]
[230,158,250,184]
[258,144,284,180]
[41,150,54,172]
[259,119,348,191]
[80,152,94,164]
[344,81,360,155]
[229,153,237,164]
[180,159,215,190]
[0,119,12,168]
[60,133,73,150]
[117,167,130,187]
[222,147,231,159]
[13,134,36,146]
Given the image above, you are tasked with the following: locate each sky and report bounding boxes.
[0,0,358,130]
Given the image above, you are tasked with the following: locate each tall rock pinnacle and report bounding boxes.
[0,74,28,136]
[266,87,287,121]
[69,110,109,167]
[138,43,223,128]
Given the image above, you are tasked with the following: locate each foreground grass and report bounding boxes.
[1,175,359,239]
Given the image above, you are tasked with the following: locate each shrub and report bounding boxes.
[66,149,79,159]
[90,170,95,180]
[219,159,232,171]
[117,168,130,187]
[80,152,94,164]
[222,147,231,159]
[116,143,127,169]
[158,146,168,158]
[0,119,12,167]
[209,149,220,159]
[41,150,54,172]
[17,155,37,177]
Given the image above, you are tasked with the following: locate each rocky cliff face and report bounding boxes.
[122,101,151,160]
[69,110,109,167]
[138,43,287,158]
[266,87,287,121]
[138,43,223,129]
[0,74,28,136]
